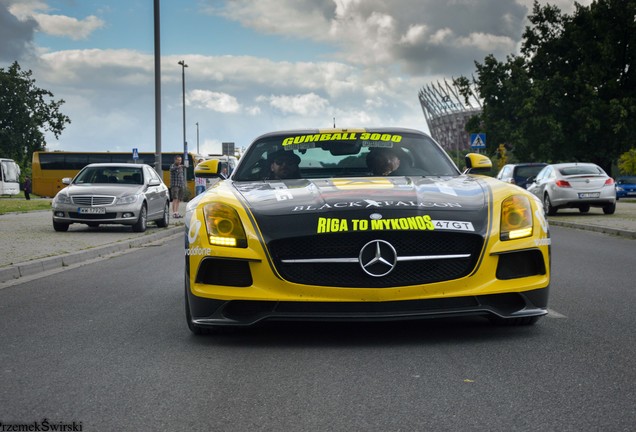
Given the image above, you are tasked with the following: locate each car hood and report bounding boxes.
[233,176,491,240]
[60,183,144,197]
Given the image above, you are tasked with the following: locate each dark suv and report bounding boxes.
[496,163,548,189]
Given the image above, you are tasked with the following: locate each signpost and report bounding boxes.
[132,148,139,162]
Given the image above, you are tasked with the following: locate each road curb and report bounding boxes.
[0,226,182,284]
[548,220,636,239]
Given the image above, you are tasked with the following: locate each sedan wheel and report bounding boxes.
[543,194,557,216]
[156,202,169,228]
[53,221,69,232]
[603,202,616,215]
[132,204,147,232]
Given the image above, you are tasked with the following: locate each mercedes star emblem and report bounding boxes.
[359,240,397,277]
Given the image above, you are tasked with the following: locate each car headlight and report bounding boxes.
[203,202,247,247]
[500,195,533,240]
[116,194,139,205]
[54,194,71,205]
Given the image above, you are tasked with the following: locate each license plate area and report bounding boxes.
[78,207,106,214]
[578,192,600,199]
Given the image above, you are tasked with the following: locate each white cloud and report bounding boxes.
[8,0,104,40]
[261,93,330,116]
[188,90,241,114]
[33,13,104,40]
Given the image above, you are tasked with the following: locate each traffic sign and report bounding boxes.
[470,133,486,149]
[132,148,139,160]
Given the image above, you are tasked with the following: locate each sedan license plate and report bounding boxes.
[578,192,600,199]
[78,207,106,214]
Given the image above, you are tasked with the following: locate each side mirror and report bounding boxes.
[148,178,161,186]
[62,177,72,185]
[194,159,222,178]
[463,153,492,174]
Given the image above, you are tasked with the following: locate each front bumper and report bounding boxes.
[187,285,549,327]
[52,204,141,225]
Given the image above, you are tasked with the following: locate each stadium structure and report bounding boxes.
[418,79,482,154]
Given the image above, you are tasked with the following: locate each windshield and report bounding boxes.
[233,130,459,181]
[1,160,20,182]
[74,166,144,185]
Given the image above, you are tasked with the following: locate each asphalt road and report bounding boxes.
[0,226,635,431]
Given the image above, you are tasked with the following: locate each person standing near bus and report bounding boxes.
[170,155,185,218]
[24,176,31,200]
[194,158,206,196]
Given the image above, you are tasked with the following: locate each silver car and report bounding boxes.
[527,162,616,215]
[52,163,170,232]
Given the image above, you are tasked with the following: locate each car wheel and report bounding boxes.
[579,205,590,213]
[156,201,169,228]
[132,204,147,232]
[543,194,557,216]
[53,221,69,232]
[603,202,616,215]
[489,315,541,326]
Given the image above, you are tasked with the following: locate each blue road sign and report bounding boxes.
[132,148,139,160]
[470,133,486,149]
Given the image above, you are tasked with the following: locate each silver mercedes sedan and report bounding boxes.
[51,163,170,232]
[527,162,616,215]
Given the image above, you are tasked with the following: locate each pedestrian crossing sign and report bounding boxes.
[132,148,139,160]
[470,133,486,149]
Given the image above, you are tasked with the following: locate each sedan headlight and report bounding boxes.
[203,203,247,247]
[54,194,71,205]
[500,195,533,240]
[116,194,140,205]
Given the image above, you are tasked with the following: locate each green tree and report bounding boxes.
[618,148,636,175]
[456,0,636,173]
[0,61,71,168]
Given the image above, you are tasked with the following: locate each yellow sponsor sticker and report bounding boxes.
[316,216,434,233]
[282,132,403,147]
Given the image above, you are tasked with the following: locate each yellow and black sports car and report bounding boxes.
[185,128,550,334]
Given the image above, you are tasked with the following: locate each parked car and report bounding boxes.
[184,127,551,334]
[615,175,636,200]
[496,163,547,189]
[51,163,170,232]
[527,162,616,215]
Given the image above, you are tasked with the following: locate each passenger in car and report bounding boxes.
[264,150,301,180]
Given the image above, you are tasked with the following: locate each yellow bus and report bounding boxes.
[31,151,197,197]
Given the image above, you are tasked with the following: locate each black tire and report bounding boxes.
[489,315,541,326]
[603,202,616,214]
[579,205,590,213]
[53,221,70,232]
[132,204,147,232]
[543,194,557,216]
[156,201,170,228]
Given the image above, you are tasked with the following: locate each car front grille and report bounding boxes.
[268,231,484,288]
[72,195,115,206]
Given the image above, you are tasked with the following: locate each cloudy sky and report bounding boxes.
[1,0,589,156]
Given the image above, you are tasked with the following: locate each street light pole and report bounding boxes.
[196,122,199,154]
[178,60,188,166]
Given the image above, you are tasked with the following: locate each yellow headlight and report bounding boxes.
[202,203,247,248]
[500,195,533,240]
